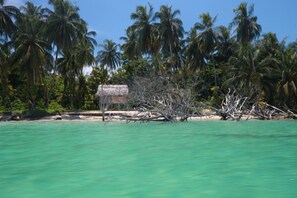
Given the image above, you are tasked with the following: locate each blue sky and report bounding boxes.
[7,0,297,45]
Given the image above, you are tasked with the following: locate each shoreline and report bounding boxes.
[0,111,292,122]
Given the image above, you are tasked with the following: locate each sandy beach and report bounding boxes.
[0,111,269,122]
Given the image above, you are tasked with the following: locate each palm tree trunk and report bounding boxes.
[70,73,75,109]
[212,54,217,86]
[62,77,68,107]
[169,39,174,70]
[0,68,11,109]
[33,67,36,86]
[46,47,59,108]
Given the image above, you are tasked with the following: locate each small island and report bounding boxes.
[0,0,297,121]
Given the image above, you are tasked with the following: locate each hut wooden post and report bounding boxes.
[102,105,105,121]
[100,103,106,121]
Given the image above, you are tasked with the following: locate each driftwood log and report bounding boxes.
[215,90,247,121]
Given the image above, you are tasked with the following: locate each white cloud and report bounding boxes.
[6,0,24,7]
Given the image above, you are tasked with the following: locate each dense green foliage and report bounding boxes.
[0,0,296,113]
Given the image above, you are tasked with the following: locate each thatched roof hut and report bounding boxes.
[95,85,129,104]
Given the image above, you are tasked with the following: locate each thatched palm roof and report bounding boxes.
[95,85,129,97]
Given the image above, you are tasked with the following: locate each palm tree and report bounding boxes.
[223,47,272,102]
[195,13,217,55]
[255,33,287,105]
[20,2,43,19]
[11,16,53,109]
[57,29,96,108]
[185,13,219,72]
[45,0,86,106]
[288,40,297,52]
[256,32,286,60]
[78,29,97,66]
[81,30,97,50]
[13,18,53,84]
[0,0,19,39]
[121,29,141,60]
[62,33,96,77]
[129,3,158,55]
[96,39,121,71]
[230,3,262,45]
[155,5,184,68]
[195,13,219,85]
[0,42,12,108]
[46,0,86,66]
[57,48,79,108]
[19,2,49,40]
[215,26,237,63]
[272,50,297,109]
[185,27,204,71]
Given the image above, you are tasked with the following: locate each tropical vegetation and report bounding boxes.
[0,0,297,115]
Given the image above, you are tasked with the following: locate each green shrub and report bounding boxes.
[36,99,46,109]
[0,105,5,112]
[11,99,26,113]
[82,100,95,110]
[0,98,4,112]
[47,101,64,113]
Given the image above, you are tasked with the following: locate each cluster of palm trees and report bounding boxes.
[0,0,98,110]
[117,3,297,110]
[0,0,297,112]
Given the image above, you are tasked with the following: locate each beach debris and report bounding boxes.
[10,113,21,121]
[54,115,62,120]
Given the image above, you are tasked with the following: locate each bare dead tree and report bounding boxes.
[128,76,197,122]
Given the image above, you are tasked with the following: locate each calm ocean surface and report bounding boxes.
[0,121,297,197]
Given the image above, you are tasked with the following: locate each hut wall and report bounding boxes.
[100,95,128,104]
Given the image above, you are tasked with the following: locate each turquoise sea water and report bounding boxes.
[0,121,297,197]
